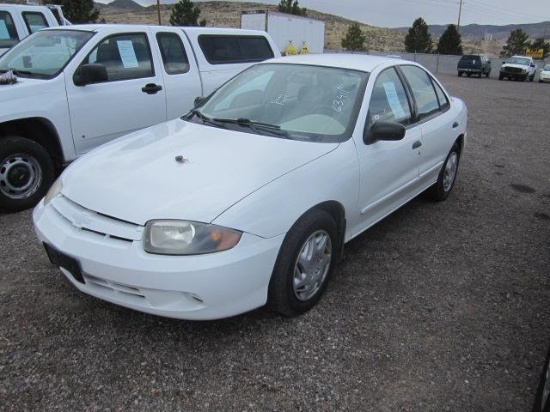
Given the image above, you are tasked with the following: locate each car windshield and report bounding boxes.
[507,57,530,65]
[193,63,368,143]
[0,29,94,79]
[543,65,550,71]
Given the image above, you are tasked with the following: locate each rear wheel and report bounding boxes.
[268,209,338,317]
[426,143,460,202]
[0,136,54,212]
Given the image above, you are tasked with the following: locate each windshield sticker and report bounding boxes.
[0,20,10,39]
[117,40,139,68]
[331,84,350,113]
[383,81,406,119]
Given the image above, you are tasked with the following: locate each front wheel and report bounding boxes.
[0,136,54,212]
[426,143,460,202]
[268,209,338,317]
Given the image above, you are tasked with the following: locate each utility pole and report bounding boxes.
[457,0,464,32]
[157,0,161,25]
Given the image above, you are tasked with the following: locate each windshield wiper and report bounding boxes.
[212,118,290,138]
[184,109,227,129]
[0,68,32,76]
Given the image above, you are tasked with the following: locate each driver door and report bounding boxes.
[66,31,166,155]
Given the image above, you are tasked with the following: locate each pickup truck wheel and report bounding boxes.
[0,136,54,212]
[458,71,463,77]
[426,143,460,202]
[268,209,337,317]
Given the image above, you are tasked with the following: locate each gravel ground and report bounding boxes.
[1,74,550,412]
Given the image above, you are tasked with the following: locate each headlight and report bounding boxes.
[143,220,242,255]
[44,178,63,206]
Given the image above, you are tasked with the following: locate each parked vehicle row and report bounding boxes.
[456,53,546,83]
[0,24,280,212]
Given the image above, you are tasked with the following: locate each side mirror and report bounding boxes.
[531,63,536,68]
[73,64,108,86]
[364,121,406,145]
[194,96,207,108]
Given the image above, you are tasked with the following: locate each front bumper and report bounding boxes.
[33,197,284,320]
[540,73,550,82]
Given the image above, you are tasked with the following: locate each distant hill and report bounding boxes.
[396,21,550,42]
[95,0,143,11]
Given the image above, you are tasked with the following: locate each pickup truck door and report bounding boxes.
[66,31,167,155]
[151,28,202,120]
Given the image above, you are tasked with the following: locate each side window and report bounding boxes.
[0,11,19,48]
[198,35,274,64]
[400,65,440,119]
[156,32,190,75]
[83,33,153,82]
[22,12,49,34]
[367,67,412,128]
[433,81,450,111]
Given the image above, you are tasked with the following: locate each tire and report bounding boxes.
[268,209,338,317]
[458,71,462,77]
[426,143,460,202]
[499,74,504,80]
[532,344,550,412]
[485,70,490,78]
[530,74,535,82]
[0,136,54,212]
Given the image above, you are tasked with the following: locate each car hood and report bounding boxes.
[502,63,528,70]
[0,75,56,111]
[61,119,339,226]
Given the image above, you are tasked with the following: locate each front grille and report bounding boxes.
[51,196,143,243]
[504,67,524,74]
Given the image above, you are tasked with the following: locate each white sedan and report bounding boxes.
[33,54,467,320]
[540,64,550,83]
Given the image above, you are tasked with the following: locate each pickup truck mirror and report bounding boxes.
[364,120,406,145]
[73,64,108,86]
[531,63,536,68]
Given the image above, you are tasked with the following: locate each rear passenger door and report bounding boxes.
[153,28,202,121]
[398,65,458,187]
[66,30,166,155]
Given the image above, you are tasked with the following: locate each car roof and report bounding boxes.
[40,24,267,37]
[266,53,415,73]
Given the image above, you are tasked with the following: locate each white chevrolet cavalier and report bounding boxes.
[33,54,467,320]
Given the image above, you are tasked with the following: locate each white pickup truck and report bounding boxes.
[0,24,280,212]
[499,55,537,81]
[0,3,69,56]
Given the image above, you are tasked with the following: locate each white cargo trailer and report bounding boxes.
[241,11,325,54]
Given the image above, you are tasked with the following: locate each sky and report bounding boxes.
[97,0,550,28]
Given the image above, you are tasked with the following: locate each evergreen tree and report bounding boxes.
[278,0,307,16]
[500,29,530,57]
[404,17,433,53]
[52,0,99,24]
[436,24,463,55]
[529,38,550,58]
[170,0,206,27]
[341,23,366,52]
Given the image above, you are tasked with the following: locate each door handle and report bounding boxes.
[452,121,459,128]
[412,140,422,149]
[142,83,163,94]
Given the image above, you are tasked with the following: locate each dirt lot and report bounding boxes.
[1,74,549,412]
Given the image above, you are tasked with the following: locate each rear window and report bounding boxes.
[0,11,19,49]
[460,55,478,61]
[22,12,49,34]
[198,35,274,64]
